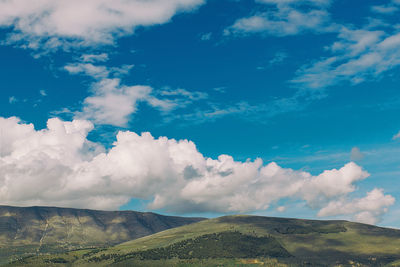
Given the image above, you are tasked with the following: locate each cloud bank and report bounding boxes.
[318,189,395,225]
[0,117,394,224]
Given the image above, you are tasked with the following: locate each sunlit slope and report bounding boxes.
[82,215,400,266]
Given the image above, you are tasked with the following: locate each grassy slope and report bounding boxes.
[0,205,204,265]
[111,215,400,255]
[8,215,400,266]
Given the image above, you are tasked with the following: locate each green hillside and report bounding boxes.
[9,215,400,266]
[0,205,204,264]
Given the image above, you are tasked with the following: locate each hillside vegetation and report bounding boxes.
[8,214,400,266]
[0,205,204,264]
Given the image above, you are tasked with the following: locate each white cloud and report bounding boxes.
[269,51,288,65]
[200,32,212,41]
[350,147,364,161]
[76,78,156,126]
[65,63,110,79]
[0,0,205,50]
[64,60,207,127]
[225,0,334,37]
[64,57,134,79]
[39,89,47,96]
[0,116,389,224]
[226,10,330,37]
[64,61,160,126]
[318,188,395,224]
[81,53,109,63]
[371,5,399,14]
[224,0,400,93]
[73,78,178,127]
[293,24,400,89]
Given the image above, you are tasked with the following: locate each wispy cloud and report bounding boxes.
[293,13,400,90]
[63,56,210,127]
[371,2,399,14]
[225,0,335,37]
[200,32,212,41]
[224,0,400,104]
[269,51,288,65]
[81,53,109,63]
[8,96,17,104]
[62,52,307,127]
[64,63,111,79]
[164,95,303,125]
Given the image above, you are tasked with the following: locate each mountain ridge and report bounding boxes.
[0,205,204,264]
[3,206,400,266]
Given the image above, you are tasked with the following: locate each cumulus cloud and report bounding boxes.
[64,60,157,126]
[318,189,395,224]
[225,0,334,37]
[76,79,161,126]
[0,116,391,224]
[0,0,205,51]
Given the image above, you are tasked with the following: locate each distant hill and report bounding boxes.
[0,205,204,264]
[32,215,400,267]
[4,211,400,266]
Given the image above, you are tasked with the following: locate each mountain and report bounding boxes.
[0,205,204,264]
[15,215,400,267]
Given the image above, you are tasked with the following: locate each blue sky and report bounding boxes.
[1,0,400,227]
